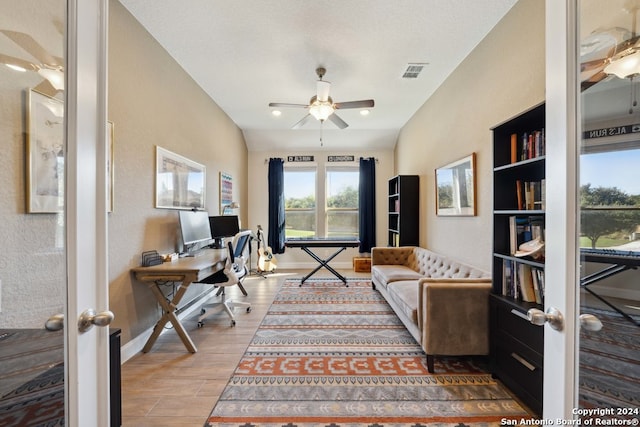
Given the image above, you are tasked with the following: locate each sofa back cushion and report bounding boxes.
[410,248,489,279]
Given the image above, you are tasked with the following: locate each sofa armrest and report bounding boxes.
[371,246,416,266]
[418,278,492,356]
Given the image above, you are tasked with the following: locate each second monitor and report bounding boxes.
[209,215,240,248]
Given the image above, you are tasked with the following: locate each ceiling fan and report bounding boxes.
[0,29,65,94]
[269,67,374,129]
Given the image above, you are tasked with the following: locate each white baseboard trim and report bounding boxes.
[120,287,218,363]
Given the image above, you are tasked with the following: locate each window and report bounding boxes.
[284,168,316,238]
[284,165,360,238]
[326,167,359,238]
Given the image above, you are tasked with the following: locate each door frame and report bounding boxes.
[544,0,581,419]
[65,0,111,425]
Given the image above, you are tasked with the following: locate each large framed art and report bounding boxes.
[435,153,476,216]
[155,146,206,209]
[27,89,64,213]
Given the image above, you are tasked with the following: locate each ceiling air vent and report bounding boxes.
[402,63,428,79]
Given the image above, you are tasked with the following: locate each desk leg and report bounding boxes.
[142,281,198,353]
[300,246,348,286]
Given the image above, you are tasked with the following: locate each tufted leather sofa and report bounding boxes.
[371,246,491,373]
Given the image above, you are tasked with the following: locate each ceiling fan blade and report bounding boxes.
[334,99,375,109]
[0,30,62,66]
[328,113,348,129]
[34,79,60,97]
[269,102,309,108]
[292,114,312,129]
[316,80,331,102]
[0,53,36,71]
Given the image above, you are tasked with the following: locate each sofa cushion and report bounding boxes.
[412,249,489,279]
[386,280,419,328]
[371,265,423,290]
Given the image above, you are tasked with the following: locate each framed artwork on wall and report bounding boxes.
[27,89,64,213]
[155,146,206,209]
[219,172,233,214]
[435,152,476,216]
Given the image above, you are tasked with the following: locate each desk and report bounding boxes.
[285,238,360,286]
[131,249,226,353]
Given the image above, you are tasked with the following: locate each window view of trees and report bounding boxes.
[283,167,359,238]
[284,169,316,238]
[580,184,640,249]
[326,169,359,238]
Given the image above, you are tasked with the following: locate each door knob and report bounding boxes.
[527,307,564,331]
[78,309,114,333]
[579,313,603,331]
[45,313,65,331]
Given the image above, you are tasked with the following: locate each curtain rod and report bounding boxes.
[264,157,378,164]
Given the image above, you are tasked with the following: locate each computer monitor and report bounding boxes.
[209,215,240,239]
[178,210,212,255]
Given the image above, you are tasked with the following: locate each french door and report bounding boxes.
[545,0,640,421]
[1,0,110,425]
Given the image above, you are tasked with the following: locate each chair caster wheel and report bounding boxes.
[246,307,252,313]
[197,321,204,328]
[231,320,236,327]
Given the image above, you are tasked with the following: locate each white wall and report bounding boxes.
[247,150,394,269]
[395,0,545,271]
[107,1,248,344]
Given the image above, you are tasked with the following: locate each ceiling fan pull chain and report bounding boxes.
[320,121,324,146]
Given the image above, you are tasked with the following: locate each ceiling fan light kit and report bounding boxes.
[268,67,375,130]
[604,49,640,78]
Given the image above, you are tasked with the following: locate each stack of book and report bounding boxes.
[510,129,545,163]
[501,260,545,304]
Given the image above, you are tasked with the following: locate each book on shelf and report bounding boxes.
[519,129,545,161]
[511,133,518,163]
[515,179,545,210]
[501,259,544,304]
[509,215,545,255]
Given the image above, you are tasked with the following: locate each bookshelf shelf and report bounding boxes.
[490,102,545,416]
[387,175,419,247]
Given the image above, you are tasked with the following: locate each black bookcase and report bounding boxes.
[387,175,419,247]
[490,102,545,415]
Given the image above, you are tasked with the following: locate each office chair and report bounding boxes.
[197,230,252,327]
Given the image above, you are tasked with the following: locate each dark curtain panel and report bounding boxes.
[267,158,286,254]
[358,157,376,253]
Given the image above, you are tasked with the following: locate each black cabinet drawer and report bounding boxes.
[489,294,543,415]
[491,295,543,352]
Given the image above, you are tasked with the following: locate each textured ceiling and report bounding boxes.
[120,1,519,151]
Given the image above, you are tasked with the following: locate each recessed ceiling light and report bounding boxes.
[360,110,370,116]
[272,110,282,117]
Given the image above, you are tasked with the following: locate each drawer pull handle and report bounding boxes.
[511,352,536,371]
[510,309,529,321]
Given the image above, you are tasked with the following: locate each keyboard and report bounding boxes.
[581,248,640,266]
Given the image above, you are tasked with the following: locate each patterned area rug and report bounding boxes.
[579,307,640,413]
[205,278,531,426]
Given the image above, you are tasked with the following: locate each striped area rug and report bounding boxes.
[579,307,640,413]
[205,278,531,427]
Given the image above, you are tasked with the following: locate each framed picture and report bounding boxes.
[155,146,206,209]
[219,172,233,214]
[27,89,64,213]
[106,121,114,212]
[435,153,476,216]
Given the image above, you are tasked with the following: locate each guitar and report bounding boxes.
[256,225,277,272]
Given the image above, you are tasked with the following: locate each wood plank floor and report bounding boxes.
[120,269,370,427]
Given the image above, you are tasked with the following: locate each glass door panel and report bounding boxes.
[0,0,66,425]
[579,0,640,419]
